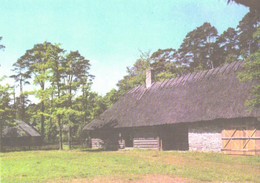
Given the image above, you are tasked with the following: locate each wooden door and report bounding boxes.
[222,122,258,155]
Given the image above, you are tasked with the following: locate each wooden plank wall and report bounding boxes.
[131,127,160,150]
[91,138,104,149]
[222,119,260,155]
[133,137,159,149]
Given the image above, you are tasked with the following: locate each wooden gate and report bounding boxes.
[222,122,260,155]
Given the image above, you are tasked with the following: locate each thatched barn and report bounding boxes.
[83,61,260,155]
[3,120,42,147]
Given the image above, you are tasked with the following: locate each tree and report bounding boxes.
[216,28,240,64]
[238,25,260,108]
[77,82,94,124]
[150,48,177,73]
[18,42,61,139]
[237,11,260,58]
[47,43,65,149]
[14,41,95,149]
[179,22,218,71]
[0,77,14,152]
[150,48,189,79]
[62,51,92,149]
[10,58,31,121]
[238,49,260,107]
[117,51,151,96]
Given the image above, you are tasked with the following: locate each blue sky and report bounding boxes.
[0,0,248,95]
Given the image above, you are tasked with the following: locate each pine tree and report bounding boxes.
[62,51,92,149]
[179,22,218,71]
[216,28,239,64]
[0,77,14,152]
[10,58,31,121]
[237,11,260,58]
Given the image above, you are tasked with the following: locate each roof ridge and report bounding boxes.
[123,61,243,97]
[148,60,243,89]
[15,120,41,136]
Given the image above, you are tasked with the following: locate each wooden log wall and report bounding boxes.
[133,137,159,149]
[119,127,160,150]
[91,138,104,149]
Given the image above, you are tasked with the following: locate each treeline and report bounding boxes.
[103,11,260,106]
[0,42,107,150]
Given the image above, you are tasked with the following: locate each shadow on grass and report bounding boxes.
[80,147,119,152]
[2,145,59,153]
[1,144,118,153]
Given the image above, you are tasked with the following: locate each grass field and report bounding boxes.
[1,148,260,183]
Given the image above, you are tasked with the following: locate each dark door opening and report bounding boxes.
[161,124,188,151]
[124,133,133,147]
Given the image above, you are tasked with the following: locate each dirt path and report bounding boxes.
[61,175,193,183]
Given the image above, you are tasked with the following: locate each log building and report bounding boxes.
[3,120,42,147]
[83,61,260,155]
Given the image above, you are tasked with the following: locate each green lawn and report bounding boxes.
[1,148,260,183]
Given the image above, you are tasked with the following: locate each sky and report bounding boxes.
[0,0,249,95]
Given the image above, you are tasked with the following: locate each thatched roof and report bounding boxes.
[84,61,260,131]
[3,120,41,138]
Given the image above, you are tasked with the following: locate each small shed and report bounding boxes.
[3,120,42,147]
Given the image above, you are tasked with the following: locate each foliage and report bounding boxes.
[1,149,260,183]
[15,42,62,138]
[0,76,14,151]
[10,58,31,121]
[216,27,239,64]
[238,48,260,107]
[237,10,260,58]
[238,22,260,107]
[11,42,95,149]
[116,51,151,97]
[179,22,218,70]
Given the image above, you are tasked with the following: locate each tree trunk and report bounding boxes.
[82,85,86,124]
[0,119,2,152]
[40,83,45,141]
[20,76,24,121]
[57,83,63,150]
[68,126,72,150]
[40,101,45,140]
[58,115,63,150]
[13,86,18,119]
[68,84,72,150]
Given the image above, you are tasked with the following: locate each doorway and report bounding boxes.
[161,124,188,151]
[124,133,133,147]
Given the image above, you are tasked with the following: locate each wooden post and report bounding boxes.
[160,138,163,151]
